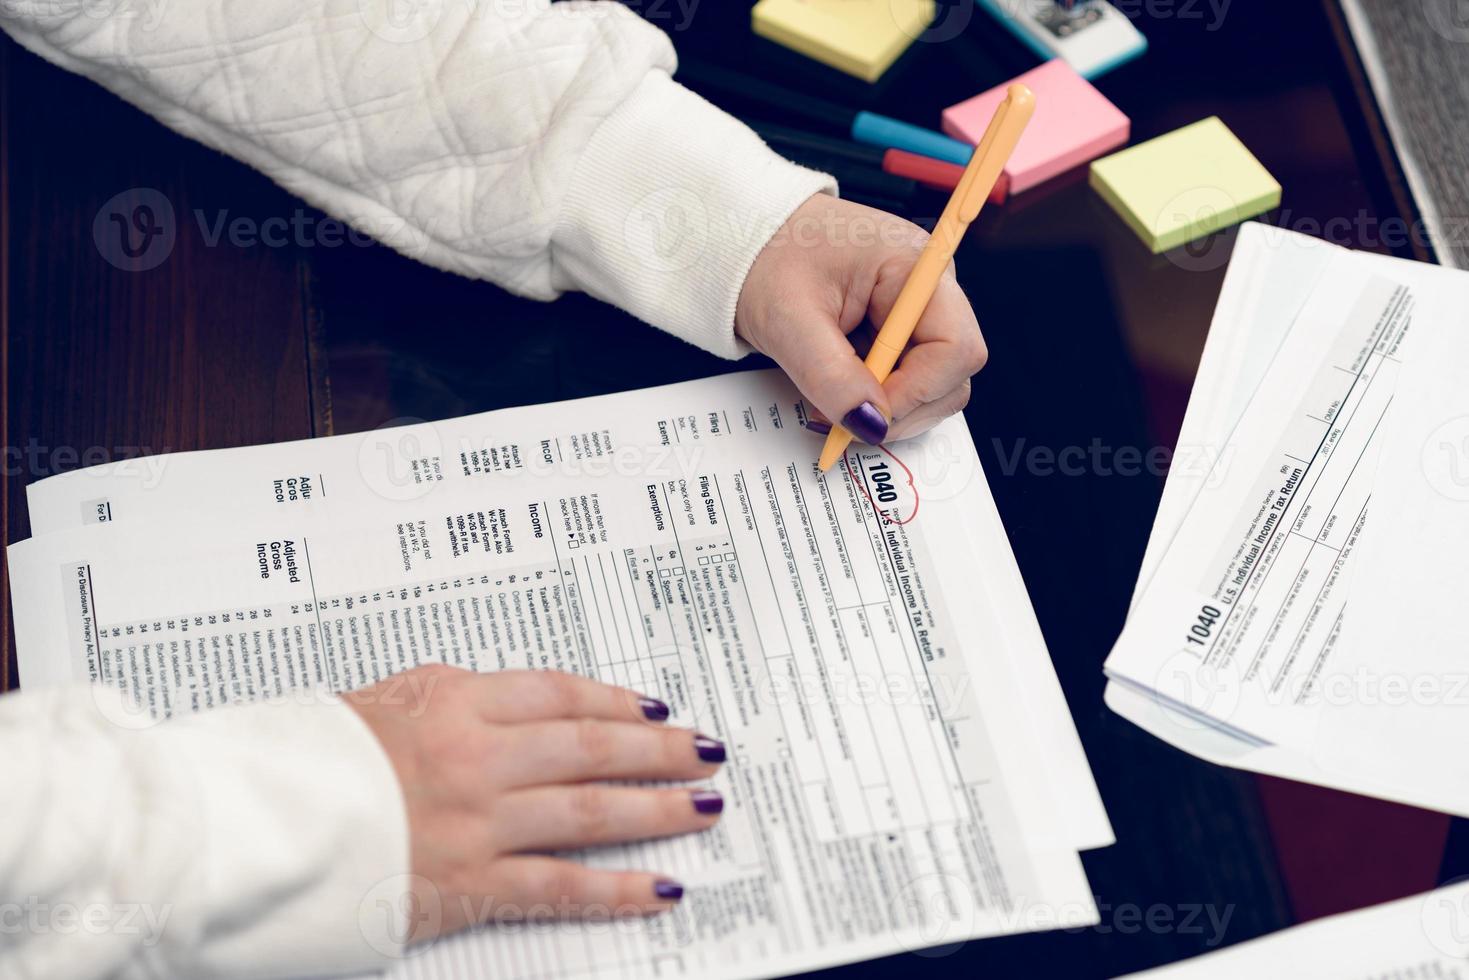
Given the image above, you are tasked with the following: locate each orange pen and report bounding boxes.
[818,84,1036,472]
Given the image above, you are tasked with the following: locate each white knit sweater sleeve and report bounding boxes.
[0,684,409,979]
[0,0,835,357]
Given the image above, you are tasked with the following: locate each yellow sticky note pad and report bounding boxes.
[1088,117,1281,253]
[752,0,936,83]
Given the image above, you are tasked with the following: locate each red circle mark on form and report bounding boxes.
[842,445,921,526]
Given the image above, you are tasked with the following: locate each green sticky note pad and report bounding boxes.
[1088,117,1281,253]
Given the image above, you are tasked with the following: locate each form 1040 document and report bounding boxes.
[1104,225,1469,818]
[1105,253,1413,750]
[11,370,1108,979]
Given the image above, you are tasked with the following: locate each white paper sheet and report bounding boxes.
[1117,879,1469,978]
[1130,224,1338,610]
[23,369,1110,852]
[1106,225,1469,818]
[1312,263,1469,795]
[1108,251,1414,748]
[11,370,1107,977]
[1107,224,1350,784]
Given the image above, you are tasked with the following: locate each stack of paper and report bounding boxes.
[1105,222,1469,817]
[10,370,1111,977]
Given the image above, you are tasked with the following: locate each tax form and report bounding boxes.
[1107,251,1414,748]
[1126,223,1336,611]
[1105,224,1469,818]
[11,370,1107,978]
[1312,264,1469,801]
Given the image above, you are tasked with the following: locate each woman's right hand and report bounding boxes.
[345,664,725,943]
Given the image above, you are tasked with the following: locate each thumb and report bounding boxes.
[760,308,892,445]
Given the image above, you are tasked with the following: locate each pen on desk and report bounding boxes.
[795,160,919,205]
[677,60,976,166]
[748,119,886,166]
[795,158,919,205]
[747,121,920,202]
[817,84,1036,473]
[748,119,967,192]
[881,149,967,192]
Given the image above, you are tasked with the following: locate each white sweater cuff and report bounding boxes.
[159,693,411,977]
[552,70,837,359]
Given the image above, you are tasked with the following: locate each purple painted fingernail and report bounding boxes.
[691,790,724,815]
[805,417,832,435]
[654,879,684,901]
[639,697,670,722]
[694,735,726,764]
[842,401,888,445]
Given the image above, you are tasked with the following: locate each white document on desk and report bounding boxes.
[1116,878,1469,979]
[1107,247,1414,747]
[1312,264,1469,796]
[23,370,1109,851]
[25,370,1110,854]
[1105,224,1469,816]
[1106,225,1342,773]
[11,370,1106,978]
[1129,223,1336,609]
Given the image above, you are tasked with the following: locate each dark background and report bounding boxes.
[1,1,1459,976]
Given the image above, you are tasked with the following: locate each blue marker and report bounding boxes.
[850,111,973,165]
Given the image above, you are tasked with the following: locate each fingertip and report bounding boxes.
[653,878,685,903]
[627,874,683,915]
[637,696,670,723]
[801,403,833,435]
[693,733,726,765]
[766,320,889,440]
[842,401,890,446]
[690,789,725,818]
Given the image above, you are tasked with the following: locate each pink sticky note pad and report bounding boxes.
[943,60,1129,200]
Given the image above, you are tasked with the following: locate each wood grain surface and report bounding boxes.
[0,44,330,692]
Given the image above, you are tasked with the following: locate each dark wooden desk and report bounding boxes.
[0,2,1453,976]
